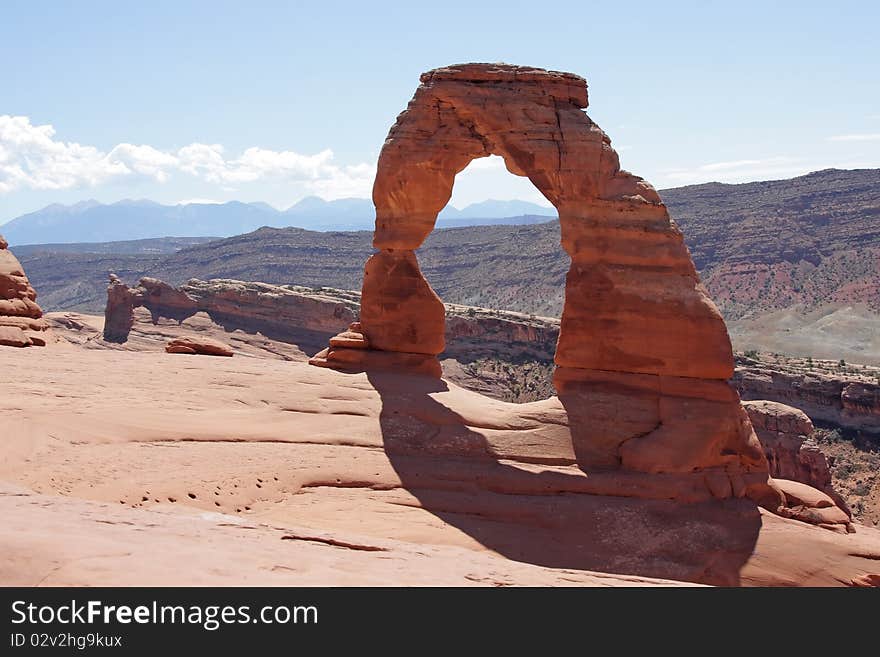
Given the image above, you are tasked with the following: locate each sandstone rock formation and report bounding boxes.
[104,277,358,351]
[773,479,853,533]
[0,234,48,347]
[736,359,880,434]
[743,400,850,519]
[104,274,142,342]
[743,400,829,489]
[311,63,773,504]
[105,276,559,379]
[166,336,233,357]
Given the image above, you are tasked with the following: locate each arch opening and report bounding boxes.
[442,155,555,219]
[418,155,565,403]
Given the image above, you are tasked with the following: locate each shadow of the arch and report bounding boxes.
[364,369,762,586]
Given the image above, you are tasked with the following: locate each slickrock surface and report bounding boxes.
[0,482,691,587]
[0,234,48,347]
[2,346,879,586]
[314,63,770,499]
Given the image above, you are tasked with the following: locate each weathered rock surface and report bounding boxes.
[3,347,880,586]
[773,479,853,532]
[314,63,769,500]
[735,357,880,433]
[0,234,48,347]
[743,400,850,521]
[165,336,233,357]
[103,274,141,342]
[743,400,829,488]
[105,276,562,374]
[104,276,359,353]
[442,303,559,363]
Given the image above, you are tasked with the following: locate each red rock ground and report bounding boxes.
[1,314,879,586]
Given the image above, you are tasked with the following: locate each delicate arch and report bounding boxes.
[359,63,732,379]
[311,63,770,482]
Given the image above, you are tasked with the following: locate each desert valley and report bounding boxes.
[2,63,879,589]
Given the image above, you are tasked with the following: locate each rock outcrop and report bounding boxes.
[105,276,561,369]
[311,63,772,504]
[743,401,828,487]
[773,478,853,533]
[166,336,233,357]
[104,274,141,342]
[0,234,48,347]
[742,400,850,520]
[104,277,359,351]
[735,359,880,434]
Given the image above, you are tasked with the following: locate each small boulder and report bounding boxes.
[0,325,31,347]
[329,323,370,349]
[774,478,853,532]
[165,336,233,357]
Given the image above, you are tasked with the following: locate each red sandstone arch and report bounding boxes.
[318,63,732,379]
[312,63,773,489]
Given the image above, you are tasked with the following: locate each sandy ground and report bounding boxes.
[2,317,880,587]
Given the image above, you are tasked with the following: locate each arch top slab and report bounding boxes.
[372,62,661,251]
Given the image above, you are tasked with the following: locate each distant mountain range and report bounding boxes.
[0,196,557,246]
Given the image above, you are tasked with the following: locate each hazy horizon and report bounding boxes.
[5,163,875,227]
[2,2,878,222]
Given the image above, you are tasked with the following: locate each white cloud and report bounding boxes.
[0,115,375,198]
[0,115,128,193]
[826,133,880,142]
[658,156,813,185]
[175,198,224,205]
[108,143,178,183]
[697,158,790,172]
[307,162,376,199]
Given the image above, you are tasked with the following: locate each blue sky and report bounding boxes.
[1,0,878,223]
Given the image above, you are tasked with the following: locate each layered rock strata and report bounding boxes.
[0,234,49,347]
[743,400,831,489]
[736,360,880,434]
[743,400,850,522]
[104,277,359,349]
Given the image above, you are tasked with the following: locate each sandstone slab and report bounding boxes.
[165,336,233,357]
